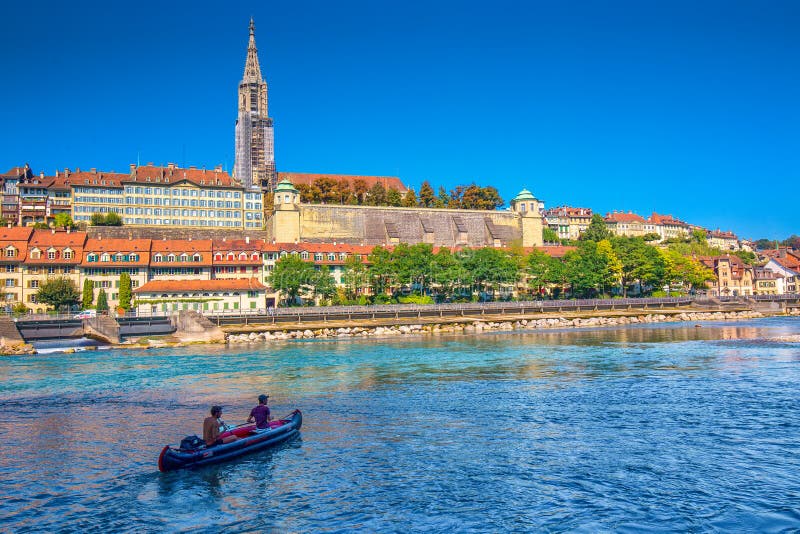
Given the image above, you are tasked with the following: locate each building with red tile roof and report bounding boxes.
[133,277,267,315]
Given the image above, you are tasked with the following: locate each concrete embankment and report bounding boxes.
[226,308,789,344]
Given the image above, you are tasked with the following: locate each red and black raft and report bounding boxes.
[158,409,302,472]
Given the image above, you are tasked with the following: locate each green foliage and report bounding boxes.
[564,240,621,297]
[32,222,49,229]
[642,232,661,242]
[82,279,94,309]
[312,265,337,303]
[96,288,109,312]
[782,235,800,249]
[36,277,80,311]
[733,250,757,265]
[53,213,75,229]
[611,236,665,296]
[12,302,28,316]
[401,188,418,208]
[366,183,388,206]
[691,228,707,244]
[90,212,123,226]
[268,254,317,305]
[386,188,402,207]
[398,295,435,304]
[542,227,559,243]
[418,181,435,207]
[580,214,612,242]
[0,216,8,227]
[659,248,715,291]
[342,255,368,301]
[119,273,132,311]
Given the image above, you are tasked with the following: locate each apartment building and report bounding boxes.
[543,206,592,241]
[0,227,33,306]
[81,238,150,306]
[707,230,740,251]
[604,212,657,237]
[22,229,86,311]
[648,213,690,241]
[700,255,754,297]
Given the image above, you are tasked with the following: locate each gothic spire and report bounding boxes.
[243,18,262,82]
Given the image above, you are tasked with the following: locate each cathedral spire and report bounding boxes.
[243,18,262,82]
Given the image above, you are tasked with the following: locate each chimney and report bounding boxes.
[167,163,176,170]
[90,168,96,174]
[76,167,81,173]
[65,168,70,178]
[66,226,71,234]
[215,165,222,172]
[147,162,154,167]
[51,229,55,234]
[39,172,44,179]
[129,164,136,173]
[245,236,250,244]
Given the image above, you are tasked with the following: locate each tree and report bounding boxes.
[642,232,661,242]
[0,216,10,227]
[431,248,464,300]
[268,254,316,305]
[366,183,387,206]
[392,243,435,295]
[401,188,418,208]
[611,236,665,296]
[436,186,449,208]
[526,249,563,296]
[782,235,800,250]
[82,279,94,309]
[543,227,559,244]
[32,222,49,229]
[342,254,368,300]
[660,249,715,293]
[36,277,80,311]
[313,176,338,204]
[367,246,395,296]
[419,181,435,207]
[352,180,369,205]
[104,212,122,226]
[448,186,465,209]
[580,214,612,242]
[386,188,402,207]
[12,302,28,317]
[54,213,75,229]
[119,273,132,311]
[96,288,109,313]
[596,239,623,296]
[312,266,337,304]
[459,247,520,299]
[691,229,707,244]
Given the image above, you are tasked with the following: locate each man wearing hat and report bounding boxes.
[247,394,273,431]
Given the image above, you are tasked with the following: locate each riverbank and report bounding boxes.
[226,308,795,344]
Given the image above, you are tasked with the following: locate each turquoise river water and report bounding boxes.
[1,317,799,532]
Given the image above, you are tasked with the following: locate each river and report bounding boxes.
[1,318,799,532]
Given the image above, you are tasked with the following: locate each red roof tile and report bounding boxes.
[604,212,645,223]
[134,278,266,293]
[130,165,239,188]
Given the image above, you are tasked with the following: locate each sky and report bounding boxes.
[1,0,798,240]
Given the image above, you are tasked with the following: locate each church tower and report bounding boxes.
[234,18,276,191]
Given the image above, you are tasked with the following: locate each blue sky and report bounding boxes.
[1,0,798,239]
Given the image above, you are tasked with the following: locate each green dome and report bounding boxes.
[513,188,536,202]
[274,179,297,193]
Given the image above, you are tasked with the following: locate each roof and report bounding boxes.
[130,164,240,188]
[543,206,592,218]
[49,171,127,189]
[80,238,151,266]
[151,239,213,253]
[604,212,646,223]
[29,229,87,247]
[512,188,536,202]
[274,179,298,193]
[0,227,34,241]
[134,278,266,293]
[648,212,689,226]
[277,172,406,192]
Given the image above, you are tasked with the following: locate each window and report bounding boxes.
[193,254,201,262]
[238,252,247,260]
[63,250,73,260]
[5,247,16,258]
[167,254,176,262]
[153,254,163,262]
[214,253,222,261]
[30,280,39,289]
[101,253,110,262]
[47,250,56,260]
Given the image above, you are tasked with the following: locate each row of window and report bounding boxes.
[123,219,243,227]
[124,187,242,199]
[86,254,141,263]
[125,197,244,208]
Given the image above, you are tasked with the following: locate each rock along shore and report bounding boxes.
[227,309,775,344]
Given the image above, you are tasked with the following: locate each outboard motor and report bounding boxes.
[179,435,205,451]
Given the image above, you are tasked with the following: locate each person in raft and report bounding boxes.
[203,406,238,447]
[247,394,272,432]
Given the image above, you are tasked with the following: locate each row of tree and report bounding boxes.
[267,237,715,306]
[29,274,133,313]
[292,178,504,210]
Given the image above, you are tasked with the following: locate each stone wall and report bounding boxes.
[267,204,528,247]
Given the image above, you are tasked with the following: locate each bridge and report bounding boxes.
[13,315,175,344]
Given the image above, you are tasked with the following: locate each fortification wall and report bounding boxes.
[284,204,524,247]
